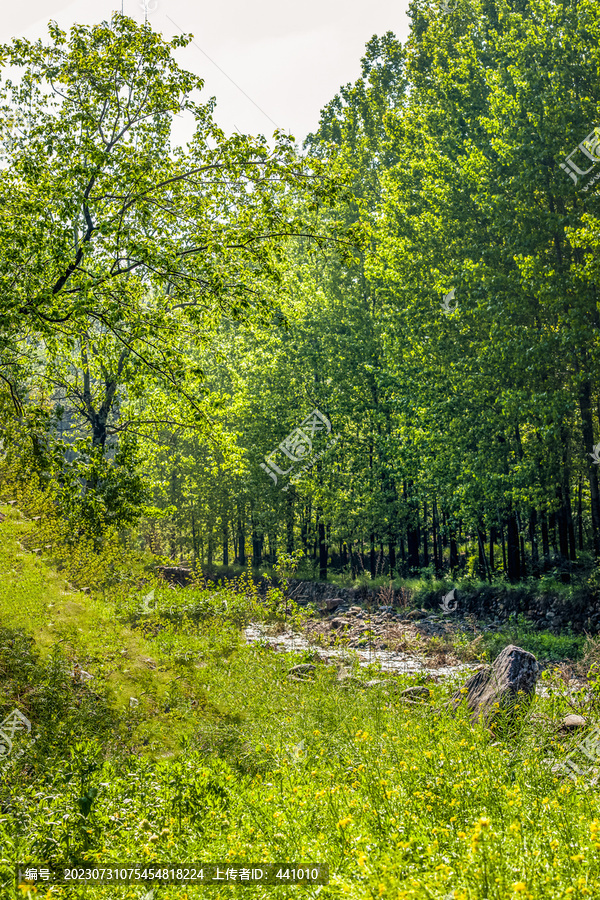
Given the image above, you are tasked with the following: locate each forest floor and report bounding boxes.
[2,504,600,899]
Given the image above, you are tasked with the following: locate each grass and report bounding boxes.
[2,505,600,898]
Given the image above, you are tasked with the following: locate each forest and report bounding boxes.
[4,5,600,899]
[2,6,600,592]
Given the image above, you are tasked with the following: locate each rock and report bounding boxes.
[72,664,93,683]
[563,714,586,730]
[406,609,427,620]
[330,617,349,629]
[448,644,538,725]
[326,597,344,611]
[349,606,363,615]
[288,664,317,681]
[365,679,384,687]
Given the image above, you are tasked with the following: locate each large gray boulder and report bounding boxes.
[448,644,538,725]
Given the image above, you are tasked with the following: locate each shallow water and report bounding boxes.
[243,623,479,678]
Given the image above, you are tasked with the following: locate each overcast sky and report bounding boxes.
[0,0,411,143]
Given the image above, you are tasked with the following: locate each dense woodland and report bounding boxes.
[2,2,600,585]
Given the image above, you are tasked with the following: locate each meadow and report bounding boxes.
[2,503,600,900]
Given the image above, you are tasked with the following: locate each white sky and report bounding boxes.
[0,0,411,144]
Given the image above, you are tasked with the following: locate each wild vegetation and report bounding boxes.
[3,1,600,897]
[3,498,600,899]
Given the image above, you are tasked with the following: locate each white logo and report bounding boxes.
[590,443,600,465]
[561,126,600,186]
[441,288,458,314]
[260,409,337,489]
[440,588,458,614]
[141,590,156,613]
[291,739,305,762]
[0,708,34,761]
[438,0,455,12]
[139,0,158,13]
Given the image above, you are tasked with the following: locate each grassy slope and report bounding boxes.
[0,504,199,756]
[2,506,600,900]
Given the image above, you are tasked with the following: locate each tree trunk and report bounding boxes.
[222,522,229,567]
[556,489,569,561]
[580,378,600,557]
[489,525,496,572]
[549,511,558,559]
[578,478,584,551]
[432,500,440,574]
[478,525,490,581]
[423,501,429,568]
[238,516,246,566]
[286,495,294,554]
[529,510,539,577]
[565,482,577,562]
[450,531,458,570]
[389,541,396,577]
[207,526,214,569]
[541,510,550,570]
[319,521,328,581]
[506,511,520,582]
[252,527,262,567]
[191,510,199,565]
[370,532,376,580]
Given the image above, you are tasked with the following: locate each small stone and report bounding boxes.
[563,714,586,730]
[330,617,349,629]
[326,597,344,611]
[288,664,317,680]
[406,609,427,620]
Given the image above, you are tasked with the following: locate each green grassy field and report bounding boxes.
[2,505,600,900]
